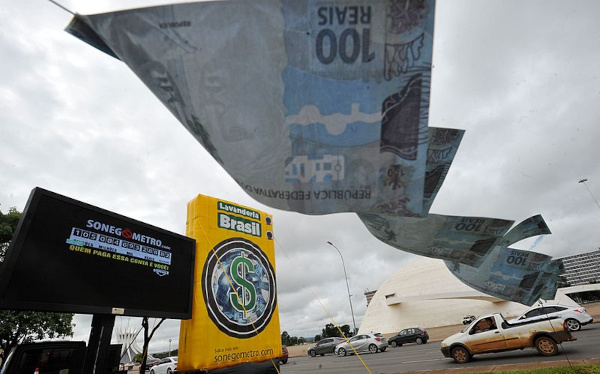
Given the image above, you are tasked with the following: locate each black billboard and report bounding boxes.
[0,188,195,319]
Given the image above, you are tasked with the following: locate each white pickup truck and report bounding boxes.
[440,313,576,363]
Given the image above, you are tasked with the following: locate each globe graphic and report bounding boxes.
[211,248,271,326]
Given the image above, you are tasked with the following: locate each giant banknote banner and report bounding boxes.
[179,194,281,371]
[444,215,556,306]
[359,212,561,304]
[359,213,515,267]
[422,127,464,214]
[66,0,436,216]
[498,214,551,247]
[359,126,512,268]
[540,259,567,300]
[445,247,558,306]
[64,0,564,306]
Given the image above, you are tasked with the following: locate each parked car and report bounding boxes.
[388,327,429,347]
[441,313,576,363]
[508,304,593,331]
[462,315,476,325]
[279,345,288,364]
[307,337,345,357]
[334,333,387,356]
[149,356,177,374]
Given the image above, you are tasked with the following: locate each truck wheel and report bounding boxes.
[451,346,471,364]
[535,336,558,356]
[565,318,581,331]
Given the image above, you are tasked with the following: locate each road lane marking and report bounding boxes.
[402,358,450,364]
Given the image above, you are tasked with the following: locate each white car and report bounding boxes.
[149,356,177,374]
[508,304,593,331]
[334,333,388,356]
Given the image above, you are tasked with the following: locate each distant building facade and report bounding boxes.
[559,249,600,286]
[364,290,376,306]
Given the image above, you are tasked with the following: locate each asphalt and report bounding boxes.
[124,303,600,373]
[396,358,600,374]
[286,302,600,373]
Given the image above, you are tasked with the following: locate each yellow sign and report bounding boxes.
[178,194,281,371]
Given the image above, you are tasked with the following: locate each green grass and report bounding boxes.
[473,363,600,374]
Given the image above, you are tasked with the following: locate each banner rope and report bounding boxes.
[46,0,75,15]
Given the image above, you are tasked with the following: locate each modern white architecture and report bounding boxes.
[114,327,143,363]
[359,257,577,335]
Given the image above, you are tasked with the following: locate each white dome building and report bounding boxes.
[359,257,577,335]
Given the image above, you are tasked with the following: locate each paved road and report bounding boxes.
[280,323,600,374]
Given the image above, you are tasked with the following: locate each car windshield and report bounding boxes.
[461,321,475,333]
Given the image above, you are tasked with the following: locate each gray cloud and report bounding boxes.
[1,0,599,356]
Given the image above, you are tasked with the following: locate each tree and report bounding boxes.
[0,206,21,262]
[281,331,306,346]
[0,206,74,362]
[314,334,321,342]
[138,317,166,374]
[0,311,74,356]
[133,352,144,363]
[321,323,352,339]
[321,323,338,338]
[340,324,352,337]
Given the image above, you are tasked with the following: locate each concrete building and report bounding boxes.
[359,257,577,335]
[364,290,376,307]
[559,249,600,286]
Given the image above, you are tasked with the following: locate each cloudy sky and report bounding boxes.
[1,0,600,355]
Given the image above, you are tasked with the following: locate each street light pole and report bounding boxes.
[327,241,357,335]
[168,339,172,357]
[578,178,600,213]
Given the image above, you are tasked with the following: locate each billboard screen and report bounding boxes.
[178,194,281,371]
[0,187,195,319]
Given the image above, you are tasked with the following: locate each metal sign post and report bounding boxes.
[83,314,116,374]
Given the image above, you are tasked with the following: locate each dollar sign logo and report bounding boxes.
[229,255,256,314]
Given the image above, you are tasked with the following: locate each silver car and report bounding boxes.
[334,333,388,356]
[307,337,345,357]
